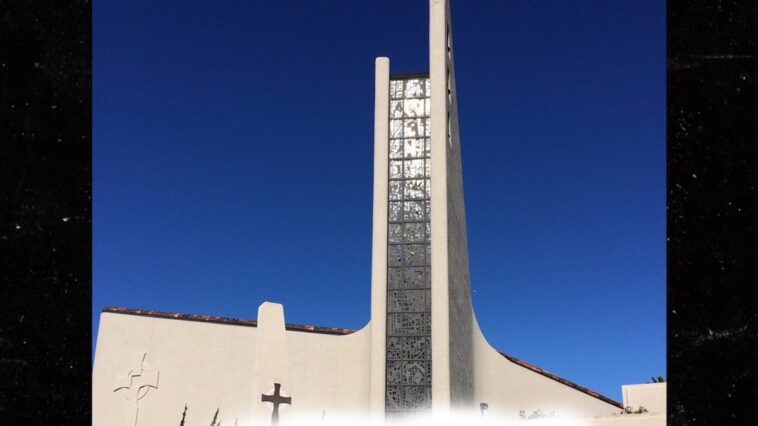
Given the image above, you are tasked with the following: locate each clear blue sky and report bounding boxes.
[93,1,665,401]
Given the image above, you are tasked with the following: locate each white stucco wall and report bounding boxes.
[285,326,371,420]
[471,317,622,422]
[93,312,260,425]
[93,310,371,426]
[621,383,666,415]
[94,308,642,426]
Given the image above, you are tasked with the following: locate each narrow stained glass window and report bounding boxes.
[389,245,403,267]
[389,224,403,244]
[391,119,404,138]
[404,159,425,179]
[404,223,426,243]
[390,139,403,159]
[388,268,403,288]
[404,118,424,138]
[402,267,429,289]
[387,76,432,416]
[387,336,428,360]
[391,100,404,118]
[390,160,403,179]
[391,80,404,99]
[404,179,426,200]
[404,99,425,117]
[389,202,402,222]
[405,79,424,98]
[403,244,426,266]
[403,201,425,221]
[388,290,426,313]
[404,138,425,158]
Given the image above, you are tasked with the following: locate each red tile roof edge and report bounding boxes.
[102,307,355,336]
[102,306,622,408]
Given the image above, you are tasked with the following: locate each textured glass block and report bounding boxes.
[390,80,404,99]
[404,223,426,242]
[386,386,432,411]
[386,386,403,410]
[424,118,431,136]
[424,138,431,157]
[390,139,403,159]
[388,245,403,266]
[405,79,424,97]
[391,100,404,118]
[403,201,425,221]
[404,180,425,200]
[424,223,431,242]
[424,159,431,178]
[390,160,403,179]
[409,360,433,385]
[425,245,431,265]
[390,119,403,138]
[387,360,431,385]
[403,138,425,158]
[424,179,431,198]
[388,268,403,288]
[389,202,402,222]
[388,290,426,312]
[404,386,432,408]
[387,312,431,335]
[404,99,424,118]
[403,244,426,266]
[402,267,429,289]
[389,224,403,244]
[425,98,431,115]
[404,159,425,179]
[424,200,431,219]
[389,181,402,201]
[387,336,429,360]
[387,78,431,415]
[404,118,423,138]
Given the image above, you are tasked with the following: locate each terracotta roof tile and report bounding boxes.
[102,306,622,407]
[102,307,354,336]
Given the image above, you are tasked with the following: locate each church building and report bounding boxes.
[93,1,664,424]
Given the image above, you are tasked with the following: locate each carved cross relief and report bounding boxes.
[113,352,160,426]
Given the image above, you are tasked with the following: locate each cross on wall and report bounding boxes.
[113,352,160,426]
[261,383,292,426]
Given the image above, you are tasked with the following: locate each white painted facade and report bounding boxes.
[94,304,663,425]
[93,1,663,425]
[622,383,667,415]
[93,306,371,426]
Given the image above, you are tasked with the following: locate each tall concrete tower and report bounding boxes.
[369,0,473,420]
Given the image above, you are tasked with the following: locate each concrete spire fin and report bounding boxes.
[429,0,474,415]
[369,56,390,420]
